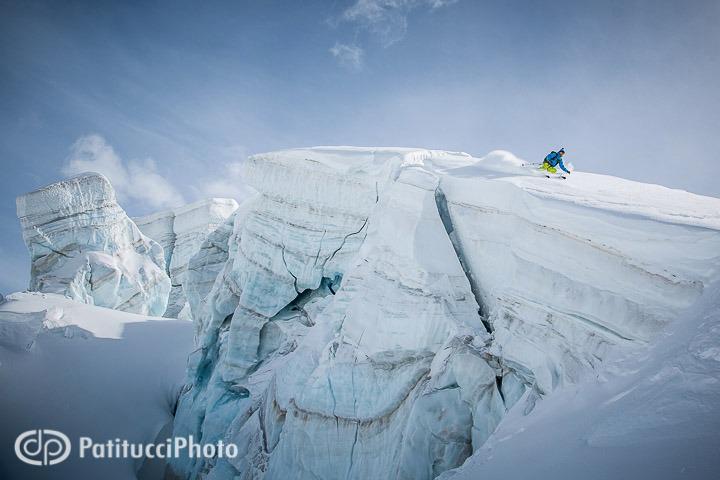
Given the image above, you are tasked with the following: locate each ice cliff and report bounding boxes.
[16,172,170,316]
[167,147,720,479]
[135,198,239,318]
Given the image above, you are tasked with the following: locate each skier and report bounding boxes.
[540,148,570,177]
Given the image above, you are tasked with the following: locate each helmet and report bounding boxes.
[558,148,565,155]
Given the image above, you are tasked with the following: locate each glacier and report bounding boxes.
[6,149,718,479]
[15,172,171,316]
[135,198,239,318]
[169,147,720,479]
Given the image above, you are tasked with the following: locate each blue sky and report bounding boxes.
[1,0,719,293]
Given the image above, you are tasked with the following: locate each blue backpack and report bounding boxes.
[545,151,560,166]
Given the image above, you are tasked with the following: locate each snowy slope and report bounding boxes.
[16,173,171,316]
[169,147,720,479]
[0,292,193,480]
[134,198,239,318]
[441,282,720,480]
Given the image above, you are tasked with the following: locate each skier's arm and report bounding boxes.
[558,158,570,174]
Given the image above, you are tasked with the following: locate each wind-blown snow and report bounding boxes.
[16,173,171,316]
[170,147,720,479]
[134,198,239,318]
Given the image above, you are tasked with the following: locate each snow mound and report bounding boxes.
[163,147,720,480]
[16,173,171,316]
[471,149,527,173]
[0,292,193,479]
[135,198,239,318]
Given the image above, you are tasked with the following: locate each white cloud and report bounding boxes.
[339,0,457,47]
[330,43,365,70]
[62,134,184,210]
[199,161,256,202]
[193,144,255,202]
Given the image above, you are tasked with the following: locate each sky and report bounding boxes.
[1,0,719,294]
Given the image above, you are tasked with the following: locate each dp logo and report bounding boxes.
[15,429,71,466]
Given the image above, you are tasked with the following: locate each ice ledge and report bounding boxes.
[249,146,476,174]
[16,172,117,220]
[249,146,720,230]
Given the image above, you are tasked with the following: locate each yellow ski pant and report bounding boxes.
[540,161,557,174]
